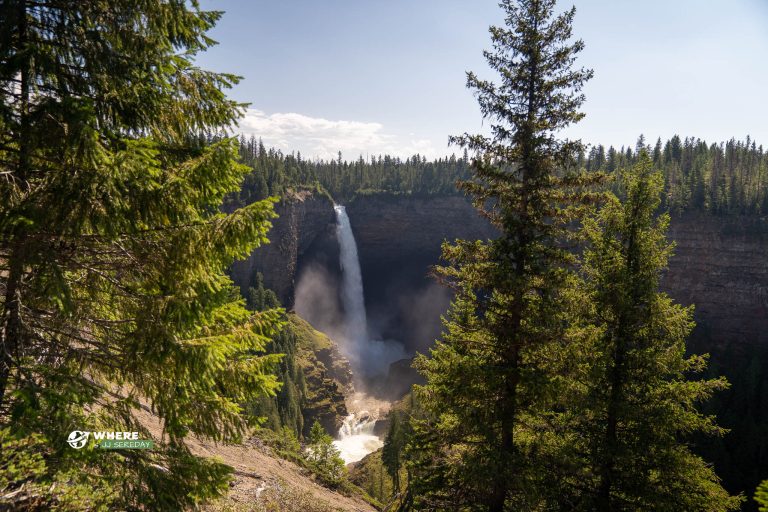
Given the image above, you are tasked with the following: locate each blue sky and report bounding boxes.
[195,0,768,160]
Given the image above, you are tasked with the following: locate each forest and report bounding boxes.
[1,0,766,511]
[230,133,768,216]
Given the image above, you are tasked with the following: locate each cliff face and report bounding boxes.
[663,212,768,349]
[230,190,336,305]
[346,194,498,353]
[235,194,768,500]
[342,195,768,353]
[247,192,768,354]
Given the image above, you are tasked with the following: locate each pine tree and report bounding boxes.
[561,153,740,511]
[407,0,595,509]
[756,480,768,511]
[382,410,409,495]
[0,1,281,509]
[306,420,345,487]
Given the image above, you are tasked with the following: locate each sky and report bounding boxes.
[195,0,768,160]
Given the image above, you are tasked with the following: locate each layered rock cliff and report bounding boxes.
[663,212,768,349]
[233,192,768,502]
[346,193,498,353]
[230,190,336,305]
[238,191,768,355]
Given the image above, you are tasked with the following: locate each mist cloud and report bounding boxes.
[294,264,408,381]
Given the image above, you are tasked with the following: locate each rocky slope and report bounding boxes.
[291,315,353,436]
[134,407,376,512]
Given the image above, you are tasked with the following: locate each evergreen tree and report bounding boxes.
[756,480,768,511]
[306,420,345,487]
[382,411,409,495]
[561,153,740,511]
[0,1,281,509]
[407,0,595,509]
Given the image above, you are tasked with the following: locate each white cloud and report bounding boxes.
[237,109,441,161]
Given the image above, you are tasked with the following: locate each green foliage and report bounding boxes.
[0,427,116,510]
[248,273,281,312]
[347,449,395,506]
[234,132,768,218]
[694,342,768,509]
[0,1,281,509]
[381,413,405,493]
[407,1,598,509]
[756,480,768,511]
[373,394,419,509]
[305,421,346,488]
[227,135,472,205]
[584,136,768,215]
[251,426,304,465]
[244,307,349,442]
[558,153,740,510]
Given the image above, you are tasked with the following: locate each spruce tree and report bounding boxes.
[408,0,594,509]
[757,480,768,511]
[306,420,345,487]
[561,153,740,511]
[0,1,281,509]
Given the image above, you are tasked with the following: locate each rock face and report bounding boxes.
[290,315,353,436]
[234,191,768,391]
[663,212,768,349]
[230,190,336,306]
[346,194,498,353]
[233,193,768,498]
[341,195,768,353]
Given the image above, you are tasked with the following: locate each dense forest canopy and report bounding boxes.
[231,134,768,216]
[229,135,472,204]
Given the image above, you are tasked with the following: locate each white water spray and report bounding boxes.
[333,411,383,464]
[333,205,407,379]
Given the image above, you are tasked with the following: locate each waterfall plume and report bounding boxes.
[335,205,368,348]
[333,205,407,378]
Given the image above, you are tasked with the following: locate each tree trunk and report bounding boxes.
[0,0,30,410]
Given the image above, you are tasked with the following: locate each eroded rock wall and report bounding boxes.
[230,191,336,305]
[664,212,768,349]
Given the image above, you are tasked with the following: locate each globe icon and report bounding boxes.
[67,430,89,449]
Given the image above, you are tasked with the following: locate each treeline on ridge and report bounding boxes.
[228,134,768,215]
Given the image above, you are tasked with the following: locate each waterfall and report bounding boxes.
[332,205,404,463]
[333,411,382,464]
[334,205,368,348]
[332,206,384,464]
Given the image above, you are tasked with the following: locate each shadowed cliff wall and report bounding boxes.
[234,192,768,354]
[230,191,336,306]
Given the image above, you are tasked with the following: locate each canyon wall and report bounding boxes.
[663,212,768,349]
[346,194,498,353]
[234,191,768,353]
[345,196,768,352]
[230,190,336,305]
[232,192,768,498]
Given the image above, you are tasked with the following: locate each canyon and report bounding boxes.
[230,190,768,497]
[232,191,768,355]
